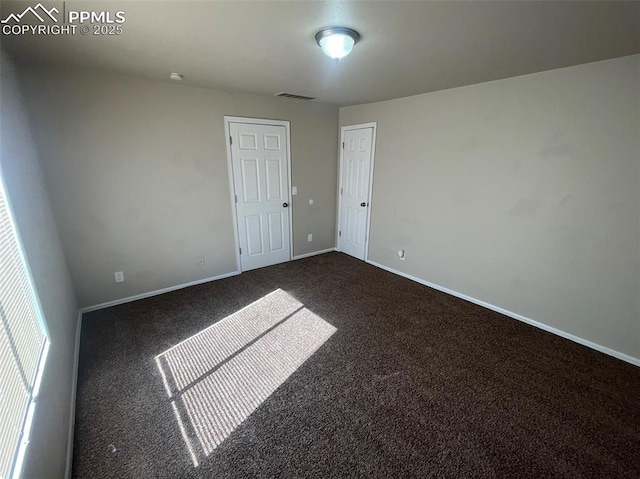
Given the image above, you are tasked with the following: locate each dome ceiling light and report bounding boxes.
[315,27,360,61]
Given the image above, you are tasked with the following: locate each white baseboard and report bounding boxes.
[65,309,83,479]
[366,260,640,368]
[81,250,340,313]
[292,247,336,260]
[81,271,240,313]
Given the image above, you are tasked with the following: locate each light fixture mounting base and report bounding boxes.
[314,27,360,46]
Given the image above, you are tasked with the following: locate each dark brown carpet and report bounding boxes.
[73,252,640,479]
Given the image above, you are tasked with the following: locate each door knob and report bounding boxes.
[283,202,289,208]
[360,202,366,207]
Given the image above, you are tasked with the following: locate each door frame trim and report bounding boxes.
[224,116,293,273]
[336,122,377,261]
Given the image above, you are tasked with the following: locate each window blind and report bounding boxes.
[0,177,48,479]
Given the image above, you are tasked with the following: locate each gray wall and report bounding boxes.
[340,55,640,360]
[1,51,79,478]
[18,65,338,308]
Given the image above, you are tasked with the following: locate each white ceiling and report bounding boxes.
[2,1,639,106]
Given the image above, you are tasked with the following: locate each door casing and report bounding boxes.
[336,122,377,261]
[224,116,293,273]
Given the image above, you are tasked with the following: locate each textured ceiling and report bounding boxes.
[2,1,639,106]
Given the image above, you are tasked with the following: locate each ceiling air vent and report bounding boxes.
[275,92,315,101]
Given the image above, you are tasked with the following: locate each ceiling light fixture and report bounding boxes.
[315,27,360,61]
[169,72,183,81]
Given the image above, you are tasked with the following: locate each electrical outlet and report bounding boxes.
[308,234,313,242]
[197,256,205,266]
[114,271,125,283]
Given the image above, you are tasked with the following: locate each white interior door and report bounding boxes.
[338,126,374,260]
[230,122,291,271]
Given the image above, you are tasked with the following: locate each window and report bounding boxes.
[0,174,49,479]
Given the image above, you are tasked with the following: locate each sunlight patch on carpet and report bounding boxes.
[154,289,336,466]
